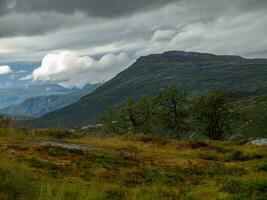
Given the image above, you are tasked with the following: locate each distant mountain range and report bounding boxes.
[0,84,80,108]
[20,51,267,128]
[0,83,101,117]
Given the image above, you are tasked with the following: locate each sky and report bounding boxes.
[0,0,267,88]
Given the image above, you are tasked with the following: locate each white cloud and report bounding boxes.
[22,51,133,87]
[0,65,12,75]
[151,30,176,42]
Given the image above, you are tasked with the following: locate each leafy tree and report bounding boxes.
[192,91,234,140]
[155,85,189,138]
[99,96,155,134]
[125,97,155,134]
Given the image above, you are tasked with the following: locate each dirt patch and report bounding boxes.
[34,140,133,156]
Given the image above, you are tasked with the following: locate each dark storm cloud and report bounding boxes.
[0,12,86,37]
[0,0,267,38]
[1,0,267,17]
[0,0,179,38]
[239,0,267,10]
[0,0,267,62]
[0,0,178,17]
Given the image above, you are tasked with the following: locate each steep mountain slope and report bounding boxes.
[0,84,79,108]
[0,84,100,117]
[26,51,267,128]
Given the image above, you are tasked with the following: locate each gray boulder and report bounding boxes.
[249,138,267,146]
[228,133,243,141]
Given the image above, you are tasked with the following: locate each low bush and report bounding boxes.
[225,150,264,162]
[222,178,267,200]
[254,162,267,172]
[198,153,219,161]
[187,140,208,149]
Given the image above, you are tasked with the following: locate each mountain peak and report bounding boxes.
[163,50,214,59]
[163,50,210,56]
[137,51,244,63]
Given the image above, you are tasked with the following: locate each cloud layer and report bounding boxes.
[136,11,267,57]
[0,0,267,88]
[0,65,12,75]
[0,0,177,17]
[22,52,133,87]
[0,0,266,62]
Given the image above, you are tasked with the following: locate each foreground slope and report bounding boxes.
[0,130,266,200]
[27,51,267,128]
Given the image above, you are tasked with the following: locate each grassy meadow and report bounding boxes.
[0,128,266,200]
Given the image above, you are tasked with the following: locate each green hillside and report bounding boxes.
[25,51,267,128]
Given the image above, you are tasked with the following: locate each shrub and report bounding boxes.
[187,140,208,149]
[222,178,267,200]
[226,150,264,162]
[198,153,219,161]
[254,162,267,172]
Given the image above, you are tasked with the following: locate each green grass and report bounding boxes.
[0,128,266,199]
[222,178,267,200]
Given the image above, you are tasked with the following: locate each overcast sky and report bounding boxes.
[0,0,267,88]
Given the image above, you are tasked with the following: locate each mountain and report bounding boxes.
[0,84,79,108]
[24,51,267,128]
[0,83,101,117]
